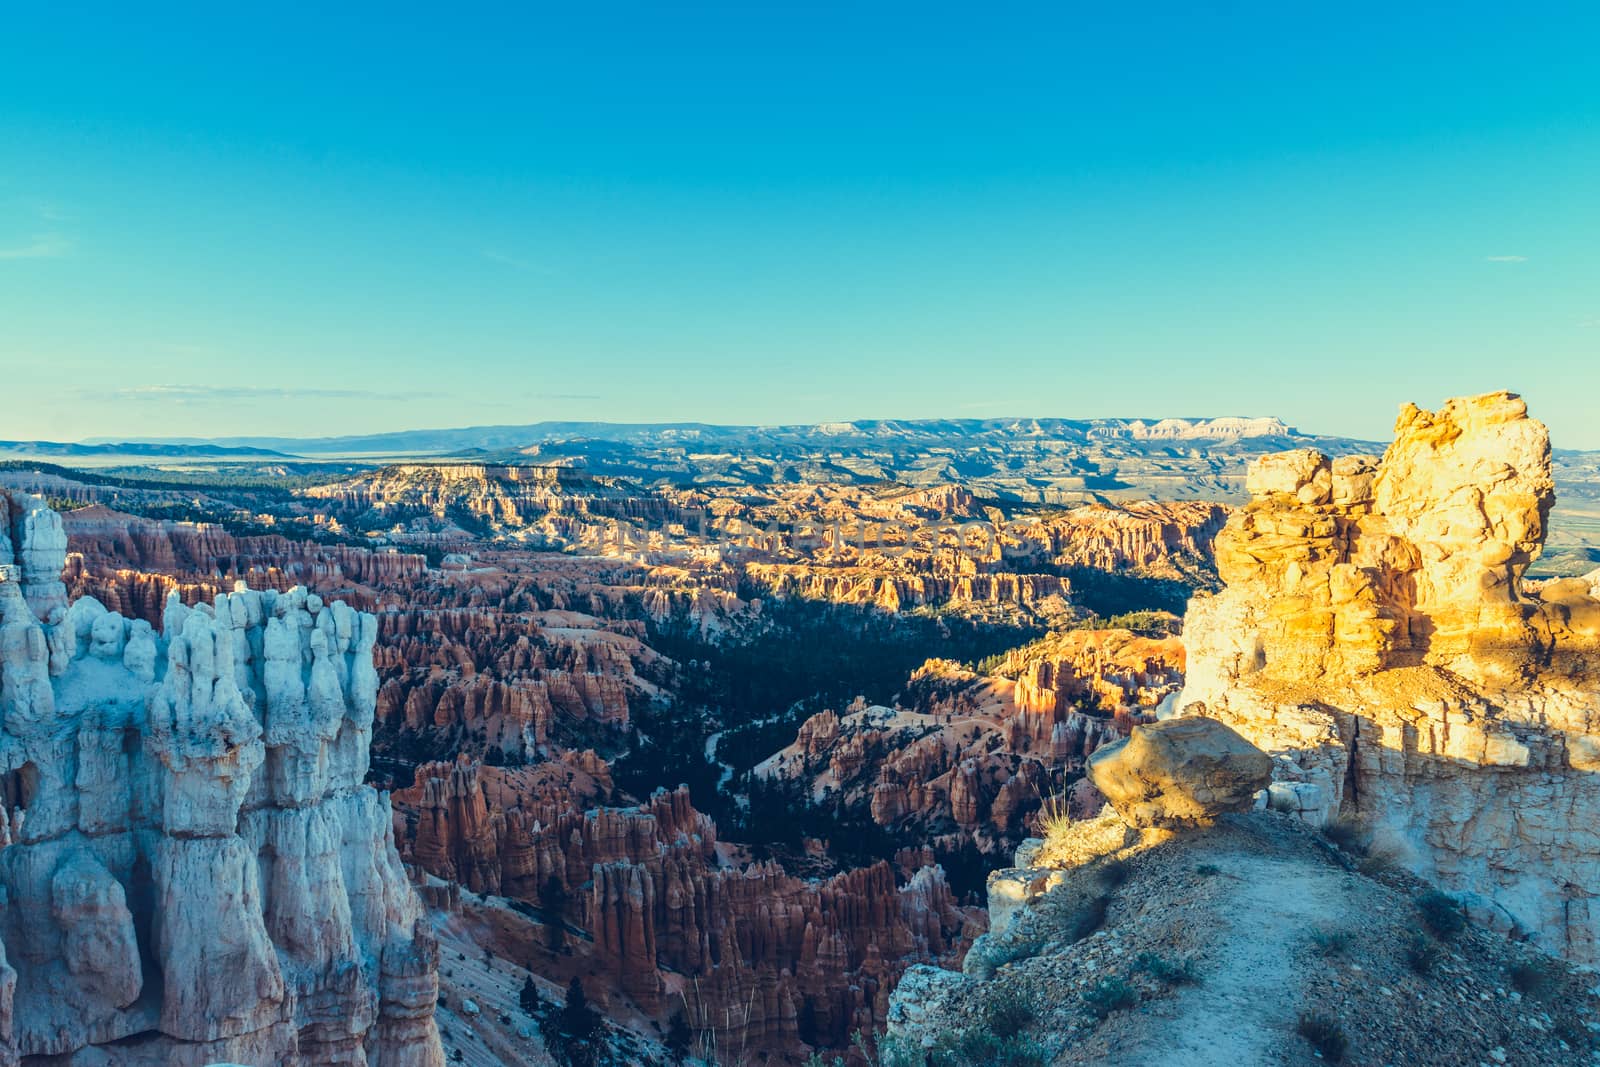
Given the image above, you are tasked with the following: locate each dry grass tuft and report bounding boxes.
[1036,791,1073,842]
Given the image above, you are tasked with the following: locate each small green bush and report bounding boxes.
[1323,817,1371,857]
[1404,931,1438,975]
[1552,1014,1595,1052]
[981,985,1039,1033]
[872,1027,1051,1067]
[1416,889,1465,940]
[946,1029,1003,1063]
[1356,848,1400,877]
[996,1039,1051,1067]
[1082,975,1138,1018]
[870,1031,927,1067]
[1310,928,1352,957]
[1508,958,1558,998]
[1135,951,1199,985]
[1297,1012,1348,1063]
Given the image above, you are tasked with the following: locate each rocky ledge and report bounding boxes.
[888,714,1600,1066]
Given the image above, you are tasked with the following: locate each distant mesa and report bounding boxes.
[83,414,1318,456]
[0,439,288,458]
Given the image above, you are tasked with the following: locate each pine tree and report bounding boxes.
[541,874,569,951]
[520,975,542,1015]
[559,977,601,1042]
[540,976,604,1067]
[666,1009,692,1065]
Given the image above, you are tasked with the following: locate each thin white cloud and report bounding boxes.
[80,384,434,404]
[0,234,73,260]
[1484,255,1528,263]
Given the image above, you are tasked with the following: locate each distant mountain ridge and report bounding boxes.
[0,439,288,458]
[93,415,1319,455]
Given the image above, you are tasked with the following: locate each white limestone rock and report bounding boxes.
[0,489,445,1066]
[51,851,142,1008]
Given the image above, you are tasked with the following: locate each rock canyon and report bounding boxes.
[2,398,1598,1065]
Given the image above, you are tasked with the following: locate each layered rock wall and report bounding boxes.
[61,506,428,625]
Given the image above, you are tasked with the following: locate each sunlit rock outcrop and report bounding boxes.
[0,489,444,1065]
[1178,392,1600,959]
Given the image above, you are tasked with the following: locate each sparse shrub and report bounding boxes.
[874,1035,925,1067]
[1416,889,1465,940]
[1552,1014,1595,1052]
[1297,1012,1347,1062]
[1036,791,1072,841]
[1135,951,1199,984]
[1404,931,1439,975]
[868,1027,1050,1067]
[1195,864,1221,878]
[981,985,1039,1033]
[1323,817,1371,857]
[1356,846,1400,877]
[858,1028,916,1067]
[945,1032,1050,1067]
[1508,958,1558,998]
[1310,928,1352,957]
[1082,975,1138,1018]
[1070,894,1112,942]
[992,1038,1051,1067]
[1097,857,1131,889]
[946,1029,1004,1063]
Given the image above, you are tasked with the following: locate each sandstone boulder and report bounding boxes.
[1086,717,1272,828]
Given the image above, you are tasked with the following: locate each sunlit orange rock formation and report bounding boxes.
[1179,392,1600,958]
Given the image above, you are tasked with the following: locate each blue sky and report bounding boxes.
[3,3,1598,447]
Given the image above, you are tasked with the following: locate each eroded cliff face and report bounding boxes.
[391,761,979,1055]
[59,506,430,632]
[1178,392,1600,959]
[0,490,443,1065]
